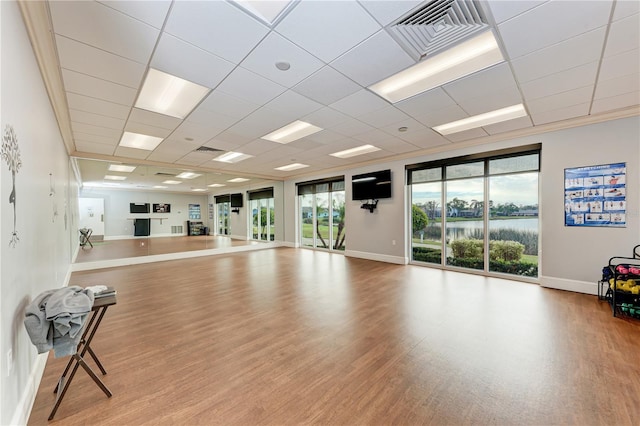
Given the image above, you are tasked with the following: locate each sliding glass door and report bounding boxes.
[249,188,275,242]
[297,178,345,251]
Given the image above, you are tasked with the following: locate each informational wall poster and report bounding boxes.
[564,162,626,227]
[189,203,201,220]
[208,203,214,220]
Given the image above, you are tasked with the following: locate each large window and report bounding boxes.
[215,195,230,235]
[408,146,540,278]
[248,188,274,242]
[297,178,345,251]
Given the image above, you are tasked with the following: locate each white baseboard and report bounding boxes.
[229,234,247,240]
[104,233,186,240]
[280,241,298,248]
[344,250,408,265]
[11,353,48,426]
[540,275,597,295]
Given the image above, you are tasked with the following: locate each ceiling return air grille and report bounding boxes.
[195,146,223,153]
[388,0,490,60]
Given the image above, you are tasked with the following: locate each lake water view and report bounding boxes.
[425,218,538,241]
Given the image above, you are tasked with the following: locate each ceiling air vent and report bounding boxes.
[388,0,490,60]
[155,172,176,177]
[195,146,223,153]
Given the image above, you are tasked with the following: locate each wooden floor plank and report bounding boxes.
[28,248,640,425]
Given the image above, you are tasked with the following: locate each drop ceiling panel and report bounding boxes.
[66,93,131,120]
[72,122,122,139]
[355,106,411,128]
[275,0,381,63]
[455,89,523,116]
[330,119,375,137]
[169,121,225,144]
[527,85,594,115]
[237,139,281,156]
[74,140,117,156]
[530,102,590,125]
[331,30,414,87]
[229,108,298,139]
[187,107,239,130]
[264,91,323,120]
[598,48,640,81]
[164,0,269,64]
[73,131,119,146]
[612,1,640,20]
[216,67,287,105]
[604,14,640,58]
[594,73,640,99]
[124,121,173,139]
[177,151,219,167]
[293,66,361,106]
[395,88,457,119]
[50,1,158,63]
[520,62,598,101]
[482,116,534,135]
[358,0,423,26]
[128,108,183,131]
[203,138,246,152]
[69,109,126,130]
[62,69,137,106]
[444,127,489,143]
[97,0,172,29]
[146,141,195,163]
[408,104,468,128]
[197,91,260,119]
[239,32,324,87]
[303,129,347,144]
[498,0,612,59]
[486,0,546,24]
[302,107,351,129]
[591,91,640,114]
[56,36,146,88]
[443,63,517,101]
[510,27,606,84]
[114,146,154,160]
[151,33,235,89]
[329,89,389,117]
[365,138,419,154]
[210,130,254,146]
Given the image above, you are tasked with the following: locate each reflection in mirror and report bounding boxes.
[72,158,283,263]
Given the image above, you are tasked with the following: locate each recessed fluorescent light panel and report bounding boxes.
[153,185,168,189]
[104,175,127,181]
[227,178,250,183]
[213,152,253,163]
[433,104,527,135]
[261,120,323,144]
[108,164,136,173]
[119,132,164,151]
[175,172,202,179]
[369,31,504,103]
[192,188,206,192]
[330,144,381,159]
[135,68,210,119]
[208,183,226,188]
[162,180,182,185]
[275,163,309,171]
[232,0,293,25]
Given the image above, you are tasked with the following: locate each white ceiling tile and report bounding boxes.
[151,33,235,89]
[486,1,547,24]
[330,119,375,137]
[456,89,524,116]
[128,108,183,131]
[526,85,594,115]
[604,13,640,58]
[169,121,225,144]
[444,128,489,143]
[56,36,146,88]
[264,90,323,120]
[237,139,280,156]
[201,139,242,152]
[240,32,324,87]
[358,0,423,26]
[613,1,640,20]
[530,102,590,125]
[72,122,122,138]
[395,88,456,118]
[73,131,119,146]
[443,63,517,100]
[70,109,126,130]
[382,123,450,149]
[411,104,468,128]
[187,107,239,130]
[227,108,294,139]
[329,89,389,117]
[124,121,172,139]
[164,1,269,64]
[198,91,260,119]
[210,130,254,146]
[367,138,420,154]
[591,91,640,114]
[351,129,399,144]
[304,129,348,144]
[482,116,534,135]
[114,146,153,160]
[331,30,414,86]
[520,62,599,101]
[97,1,172,29]
[74,140,117,156]
[275,0,381,63]
[51,1,158,63]
[177,151,219,167]
[216,67,287,105]
[498,0,612,59]
[66,92,131,120]
[62,69,137,106]
[598,48,640,81]
[355,106,410,127]
[293,66,362,105]
[595,73,640,99]
[510,27,606,83]
[146,140,197,162]
[302,107,351,129]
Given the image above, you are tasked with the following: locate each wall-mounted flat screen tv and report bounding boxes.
[153,203,171,213]
[352,169,392,201]
[130,203,150,213]
[230,193,243,208]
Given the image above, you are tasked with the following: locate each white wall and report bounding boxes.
[283,117,640,292]
[1,1,74,423]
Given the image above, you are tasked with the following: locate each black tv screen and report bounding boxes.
[352,170,392,201]
[130,203,150,213]
[153,203,171,213]
[230,193,243,208]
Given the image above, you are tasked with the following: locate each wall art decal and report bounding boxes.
[2,125,22,247]
[50,172,59,223]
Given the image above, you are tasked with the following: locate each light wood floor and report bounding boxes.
[75,235,259,262]
[29,248,639,425]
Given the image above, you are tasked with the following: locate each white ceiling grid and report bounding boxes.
[33,0,638,191]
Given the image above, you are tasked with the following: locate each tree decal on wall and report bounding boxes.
[2,125,22,247]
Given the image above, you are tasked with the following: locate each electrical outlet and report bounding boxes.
[7,349,12,376]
